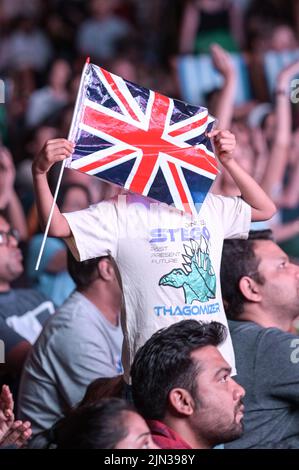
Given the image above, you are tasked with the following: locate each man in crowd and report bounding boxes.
[18,251,123,435]
[131,320,245,449]
[0,214,54,395]
[221,230,299,448]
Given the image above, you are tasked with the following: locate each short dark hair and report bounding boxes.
[79,376,125,406]
[67,250,110,289]
[50,398,135,449]
[220,230,273,319]
[131,320,227,420]
[56,183,91,209]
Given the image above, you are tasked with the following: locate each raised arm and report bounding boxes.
[208,129,276,221]
[210,43,236,130]
[179,0,199,54]
[261,60,299,198]
[209,44,237,195]
[229,0,244,49]
[32,139,74,238]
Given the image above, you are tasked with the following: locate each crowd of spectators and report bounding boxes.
[1,0,299,450]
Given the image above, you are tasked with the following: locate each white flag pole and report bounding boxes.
[35,57,90,270]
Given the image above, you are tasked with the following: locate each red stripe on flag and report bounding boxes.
[129,154,159,193]
[78,148,135,173]
[82,104,218,176]
[101,69,139,122]
[168,114,208,138]
[191,147,218,175]
[168,161,192,214]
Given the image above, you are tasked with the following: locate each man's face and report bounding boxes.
[190,346,245,447]
[253,240,299,317]
[0,216,23,286]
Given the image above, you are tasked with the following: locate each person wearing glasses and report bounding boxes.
[0,214,55,399]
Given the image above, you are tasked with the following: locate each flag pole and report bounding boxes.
[35,57,91,270]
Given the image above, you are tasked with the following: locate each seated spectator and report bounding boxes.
[131,320,245,449]
[0,384,31,448]
[0,146,28,241]
[221,230,299,448]
[16,125,59,223]
[26,182,91,307]
[179,0,243,54]
[26,58,71,128]
[0,214,55,396]
[18,250,123,435]
[268,23,298,52]
[0,15,52,72]
[29,375,125,448]
[77,0,132,62]
[31,398,159,449]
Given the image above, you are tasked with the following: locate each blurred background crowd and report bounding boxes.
[2,1,299,272]
[0,0,299,445]
[1,0,299,449]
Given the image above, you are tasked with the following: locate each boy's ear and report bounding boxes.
[97,258,115,281]
[168,388,195,416]
[239,276,262,302]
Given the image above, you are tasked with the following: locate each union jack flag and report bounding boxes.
[67,62,218,214]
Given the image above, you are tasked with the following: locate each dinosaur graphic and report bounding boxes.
[159,237,216,304]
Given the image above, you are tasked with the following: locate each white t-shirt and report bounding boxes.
[64,192,251,382]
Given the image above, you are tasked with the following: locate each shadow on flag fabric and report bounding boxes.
[66,62,219,215]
